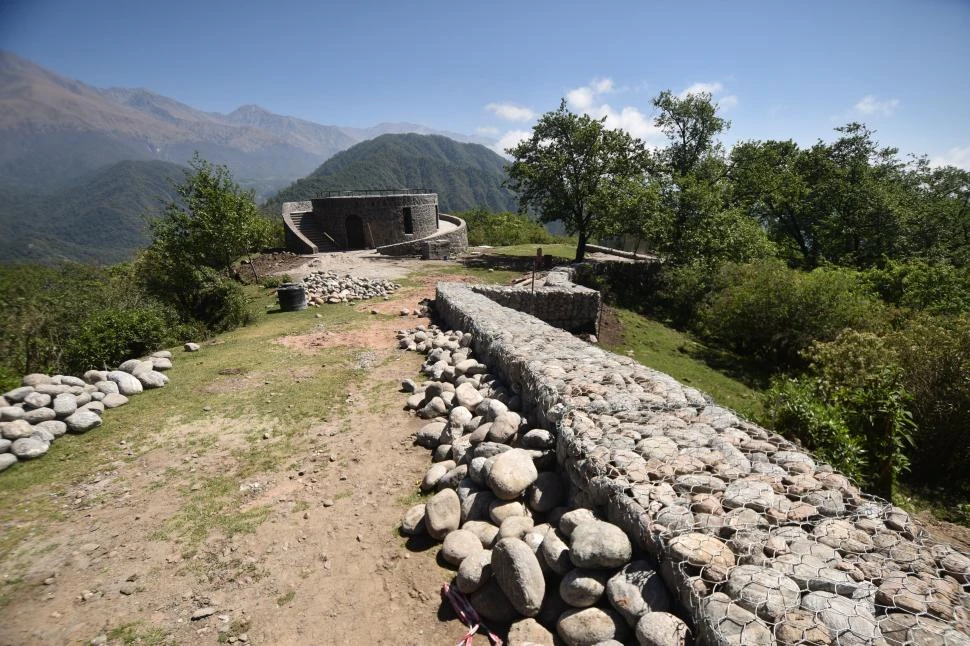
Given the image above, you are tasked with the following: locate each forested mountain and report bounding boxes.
[264,133,518,214]
[0,160,185,264]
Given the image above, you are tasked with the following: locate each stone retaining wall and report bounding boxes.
[434,281,970,645]
[468,267,600,334]
[376,213,469,257]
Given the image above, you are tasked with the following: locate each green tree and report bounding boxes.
[151,153,268,275]
[505,100,648,262]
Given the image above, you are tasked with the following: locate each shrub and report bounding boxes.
[698,260,885,367]
[864,259,970,315]
[458,208,558,246]
[61,306,173,373]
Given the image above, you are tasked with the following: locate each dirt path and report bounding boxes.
[0,255,488,646]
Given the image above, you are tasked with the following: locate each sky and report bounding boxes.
[2,0,969,167]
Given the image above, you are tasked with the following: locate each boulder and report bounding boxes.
[400,504,426,536]
[107,371,143,396]
[698,592,773,646]
[557,607,628,646]
[102,393,129,409]
[527,472,565,513]
[52,393,77,418]
[507,618,555,646]
[456,548,493,594]
[606,561,671,626]
[0,453,17,471]
[559,508,597,537]
[724,564,801,622]
[425,489,461,540]
[800,591,881,646]
[469,579,519,625]
[23,407,56,424]
[34,420,67,438]
[635,612,691,646]
[11,437,48,459]
[487,448,538,500]
[569,520,633,569]
[64,410,102,434]
[0,406,25,422]
[441,529,483,566]
[137,370,168,389]
[559,568,611,607]
[1,420,34,440]
[492,538,545,617]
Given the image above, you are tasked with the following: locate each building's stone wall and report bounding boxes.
[311,193,439,249]
[282,201,316,254]
[434,281,970,645]
[375,213,469,257]
[468,267,600,334]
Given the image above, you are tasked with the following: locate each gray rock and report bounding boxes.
[666,533,735,572]
[773,609,833,646]
[0,406,25,422]
[698,592,773,646]
[23,391,51,409]
[151,350,172,359]
[456,548,493,594]
[724,564,801,622]
[0,453,17,471]
[1,419,34,440]
[800,591,881,646]
[0,438,9,452]
[540,528,572,575]
[519,428,555,450]
[462,520,499,549]
[64,410,103,434]
[11,437,48,459]
[488,499,529,525]
[102,393,129,409]
[606,561,671,626]
[184,342,200,352]
[425,489,461,540]
[486,411,521,443]
[569,520,632,569]
[498,515,535,540]
[461,490,496,524]
[722,477,777,512]
[559,508,597,537]
[557,607,628,646]
[559,568,611,607]
[81,401,105,415]
[23,407,56,424]
[635,612,691,646]
[151,357,173,371]
[455,382,484,409]
[507,618,555,646]
[421,463,449,492]
[95,380,120,395]
[137,370,167,389]
[527,472,565,513]
[108,371,143,396]
[3,386,33,403]
[400,504,426,536]
[22,373,52,387]
[879,613,970,646]
[415,421,445,449]
[52,393,77,417]
[492,538,545,617]
[441,529,483,566]
[31,427,55,443]
[487,448,538,500]
[84,370,107,384]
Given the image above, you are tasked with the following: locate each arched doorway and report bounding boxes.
[345,214,366,249]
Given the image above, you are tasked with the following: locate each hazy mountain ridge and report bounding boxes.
[265,133,517,214]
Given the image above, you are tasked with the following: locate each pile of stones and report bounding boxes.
[396,325,691,646]
[301,271,399,304]
[0,351,172,472]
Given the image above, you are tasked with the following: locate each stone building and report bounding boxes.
[283,190,467,258]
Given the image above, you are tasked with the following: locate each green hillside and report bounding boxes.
[0,160,184,264]
[263,133,517,215]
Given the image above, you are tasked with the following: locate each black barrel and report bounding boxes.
[276,282,307,311]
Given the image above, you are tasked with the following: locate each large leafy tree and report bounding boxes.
[505,100,647,262]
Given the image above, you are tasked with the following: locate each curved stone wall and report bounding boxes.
[311,193,439,249]
[376,213,469,257]
[433,280,970,645]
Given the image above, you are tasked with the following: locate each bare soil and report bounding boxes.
[0,253,490,646]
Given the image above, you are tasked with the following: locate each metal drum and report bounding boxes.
[276,282,307,311]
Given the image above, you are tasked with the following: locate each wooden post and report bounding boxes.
[531,247,542,314]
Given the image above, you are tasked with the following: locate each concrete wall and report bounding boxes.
[434,281,970,645]
[311,193,438,249]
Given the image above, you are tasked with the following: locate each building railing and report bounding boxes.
[317,189,434,197]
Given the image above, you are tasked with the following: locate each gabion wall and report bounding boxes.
[434,281,970,646]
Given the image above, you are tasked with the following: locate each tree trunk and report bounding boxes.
[575,231,588,262]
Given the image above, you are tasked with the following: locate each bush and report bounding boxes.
[458,208,558,246]
[864,259,970,315]
[766,330,914,499]
[61,306,173,373]
[698,260,885,367]
[888,314,970,490]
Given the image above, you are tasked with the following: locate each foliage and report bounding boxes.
[697,260,885,367]
[768,331,914,499]
[263,133,518,215]
[60,306,173,374]
[505,99,648,261]
[458,208,558,246]
[888,314,970,490]
[863,259,970,314]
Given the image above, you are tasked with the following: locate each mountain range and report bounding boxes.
[0,50,516,265]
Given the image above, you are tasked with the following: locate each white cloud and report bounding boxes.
[564,78,664,146]
[679,81,724,98]
[930,145,970,170]
[854,95,900,117]
[485,102,534,122]
[492,129,532,156]
[476,126,500,136]
[566,86,595,110]
[591,78,614,93]
[719,95,739,109]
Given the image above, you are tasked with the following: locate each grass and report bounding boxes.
[603,307,766,422]
[276,590,296,606]
[106,621,169,646]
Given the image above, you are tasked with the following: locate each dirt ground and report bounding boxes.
[0,253,490,646]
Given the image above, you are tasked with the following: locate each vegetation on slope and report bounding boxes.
[263,133,518,215]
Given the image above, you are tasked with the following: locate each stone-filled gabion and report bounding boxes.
[401,282,970,646]
[301,271,399,305]
[0,351,174,473]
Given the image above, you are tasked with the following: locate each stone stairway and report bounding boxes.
[288,212,338,253]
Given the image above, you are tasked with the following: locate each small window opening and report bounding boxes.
[403,207,414,234]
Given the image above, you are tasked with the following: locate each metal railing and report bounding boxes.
[318,188,434,197]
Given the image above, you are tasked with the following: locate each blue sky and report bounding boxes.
[2,0,969,167]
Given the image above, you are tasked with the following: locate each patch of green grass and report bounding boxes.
[154,475,272,546]
[491,243,577,260]
[398,489,432,507]
[603,307,766,422]
[106,621,169,645]
[276,590,296,606]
